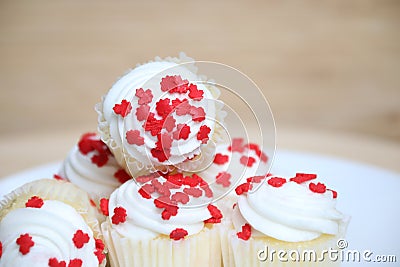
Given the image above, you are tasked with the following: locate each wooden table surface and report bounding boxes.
[0,0,399,177]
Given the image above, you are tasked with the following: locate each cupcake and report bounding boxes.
[96,53,226,177]
[221,173,349,267]
[0,179,106,267]
[59,132,132,205]
[101,172,223,267]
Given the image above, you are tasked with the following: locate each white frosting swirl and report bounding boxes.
[236,178,343,242]
[98,57,221,175]
[107,179,211,240]
[0,200,99,266]
[60,145,122,202]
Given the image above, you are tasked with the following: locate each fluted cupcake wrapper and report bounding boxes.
[220,217,350,267]
[101,220,222,267]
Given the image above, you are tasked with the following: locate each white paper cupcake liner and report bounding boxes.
[101,221,221,267]
[220,217,350,267]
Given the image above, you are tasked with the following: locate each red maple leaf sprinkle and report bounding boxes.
[188,83,204,100]
[190,106,206,122]
[170,228,188,241]
[72,230,89,249]
[329,189,338,198]
[77,133,97,154]
[143,113,163,136]
[138,188,152,199]
[0,241,2,258]
[111,207,127,225]
[156,98,173,119]
[154,197,179,220]
[202,184,214,198]
[113,168,131,184]
[136,173,157,183]
[171,98,190,115]
[173,123,191,140]
[135,88,153,105]
[216,172,232,187]
[235,182,252,195]
[163,115,176,132]
[53,174,65,180]
[309,182,327,194]
[204,204,223,224]
[183,187,203,197]
[290,173,317,184]
[152,179,172,197]
[267,177,287,187]
[113,99,132,117]
[240,156,256,167]
[213,153,229,165]
[16,233,34,255]
[183,174,200,187]
[171,192,190,204]
[156,132,173,150]
[151,147,170,162]
[126,129,145,146]
[160,75,189,93]
[91,153,109,167]
[135,105,150,121]
[237,223,252,240]
[228,138,245,153]
[48,258,67,267]
[68,259,82,267]
[166,173,184,186]
[25,196,44,208]
[197,125,211,144]
[154,196,174,208]
[95,238,105,250]
[246,175,267,184]
[99,198,109,216]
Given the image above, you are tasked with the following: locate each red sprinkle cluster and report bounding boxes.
[77,133,112,167]
[204,204,223,224]
[228,138,268,164]
[113,74,212,163]
[48,258,82,267]
[262,173,339,198]
[94,238,106,264]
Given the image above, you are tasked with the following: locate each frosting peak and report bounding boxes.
[234,173,343,242]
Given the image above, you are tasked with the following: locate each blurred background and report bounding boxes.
[0,0,399,176]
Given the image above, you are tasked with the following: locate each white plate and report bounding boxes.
[1,150,399,266]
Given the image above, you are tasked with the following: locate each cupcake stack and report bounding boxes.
[0,54,348,267]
